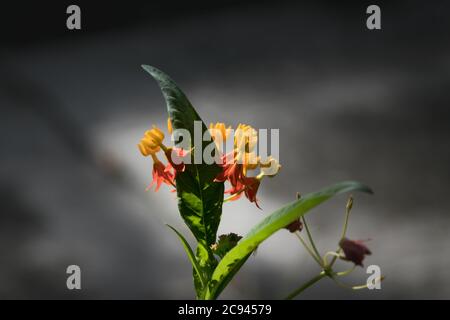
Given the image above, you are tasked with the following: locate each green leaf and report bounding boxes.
[205,181,373,299]
[142,65,224,246]
[142,65,224,295]
[166,225,205,288]
[141,65,201,143]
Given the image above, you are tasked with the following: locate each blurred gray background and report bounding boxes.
[1,1,450,299]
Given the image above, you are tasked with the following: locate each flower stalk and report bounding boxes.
[286,194,379,299]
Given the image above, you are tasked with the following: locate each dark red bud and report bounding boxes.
[285,219,303,233]
[339,238,372,267]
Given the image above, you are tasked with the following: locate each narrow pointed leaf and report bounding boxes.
[142,65,224,248]
[166,224,205,288]
[143,65,224,296]
[206,181,373,299]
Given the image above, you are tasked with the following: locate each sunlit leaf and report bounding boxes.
[142,65,224,296]
[206,181,373,299]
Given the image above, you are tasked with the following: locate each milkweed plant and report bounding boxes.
[137,65,383,299]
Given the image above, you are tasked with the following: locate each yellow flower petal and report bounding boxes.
[167,117,173,134]
[260,156,281,176]
[138,143,149,156]
[151,126,165,140]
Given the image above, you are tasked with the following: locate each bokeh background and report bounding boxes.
[1,0,450,299]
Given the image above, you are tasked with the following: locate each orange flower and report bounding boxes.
[138,125,179,192]
[234,123,258,153]
[215,154,250,186]
[209,122,232,152]
[214,123,279,208]
[237,151,259,176]
[164,147,188,176]
[224,177,245,199]
[146,156,175,192]
[216,151,263,208]
[223,175,262,209]
[242,176,261,209]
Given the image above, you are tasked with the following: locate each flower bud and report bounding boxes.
[285,219,303,233]
[339,238,371,267]
[346,195,353,211]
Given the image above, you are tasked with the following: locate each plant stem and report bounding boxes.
[285,271,327,300]
[340,200,352,240]
[223,191,243,202]
[302,216,321,261]
[294,192,322,267]
[294,232,323,267]
[328,197,352,268]
[322,251,341,267]
[336,265,356,277]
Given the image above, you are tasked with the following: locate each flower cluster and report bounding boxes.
[137,123,185,191]
[212,123,281,208]
[138,120,281,208]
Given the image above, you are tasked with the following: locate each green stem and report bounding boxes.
[329,197,352,268]
[336,265,356,277]
[323,251,341,267]
[293,192,322,267]
[330,275,379,291]
[223,189,244,202]
[340,202,351,240]
[294,232,323,267]
[285,271,326,300]
[302,216,321,261]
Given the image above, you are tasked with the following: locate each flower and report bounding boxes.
[208,122,231,142]
[222,174,262,209]
[138,126,165,156]
[339,238,372,267]
[138,138,160,156]
[164,147,188,175]
[259,156,281,177]
[138,125,177,192]
[139,121,281,207]
[213,123,280,208]
[242,176,261,208]
[236,151,259,176]
[209,122,232,152]
[216,153,258,195]
[235,123,258,153]
[146,155,175,192]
